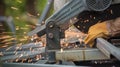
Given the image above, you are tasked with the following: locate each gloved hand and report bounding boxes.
[84,22,109,47]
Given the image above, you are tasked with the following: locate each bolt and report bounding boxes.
[49,24,54,28]
[48,33,54,38]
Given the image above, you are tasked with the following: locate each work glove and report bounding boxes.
[107,18,120,37]
[84,22,109,47]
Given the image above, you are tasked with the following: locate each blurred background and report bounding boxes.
[0,0,54,47]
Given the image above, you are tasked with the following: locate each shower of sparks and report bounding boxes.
[77,25,80,28]
[37,13,40,16]
[28,59,32,63]
[19,54,23,58]
[93,17,96,19]
[76,35,80,38]
[0,36,12,39]
[36,23,41,26]
[23,32,27,34]
[94,61,98,64]
[79,38,83,44]
[21,59,27,63]
[41,21,45,25]
[25,25,31,27]
[11,7,18,10]
[16,17,20,20]
[27,12,35,17]
[15,58,19,62]
[17,0,22,3]
[0,52,3,56]
[36,55,41,61]
[1,38,15,43]
[110,10,113,14]
[0,19,87,63]
[15,52,18,55]
[0,24,3,26]
[1,45,8,48]
[20,27,29,30]
[16,27,20,30]
[29,47,32,51]
[60,48,63,52]
[19,39,27,42]
[34,42,38,45]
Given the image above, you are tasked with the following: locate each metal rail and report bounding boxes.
[0,47,45,61]
[96,38,120,60]
[56,48,110,61]
[2,63,88,67]
[1,38,120,62]
[1,47,114,62]
[0,43,42,52]
[1,50,44,56]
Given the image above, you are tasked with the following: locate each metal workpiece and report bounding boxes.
[0,47,43,52]
[96,38,120,61]
[0,47,45,56]
[56,48,110,61]
[0,47,45,61]
[2,63,88,67]
[1,46,115,63]
[7,43,42,51]
[0,43,43,52]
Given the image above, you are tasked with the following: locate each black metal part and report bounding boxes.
[47,51,56,64]
[46,21,61,50]
[74,60,120,66]
[74,4,120,33]
[45,21,61,63]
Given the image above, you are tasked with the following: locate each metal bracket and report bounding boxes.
[46,21,61,50]
[46,21,61,63]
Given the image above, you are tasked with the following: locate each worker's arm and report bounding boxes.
[84,17,120,47]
